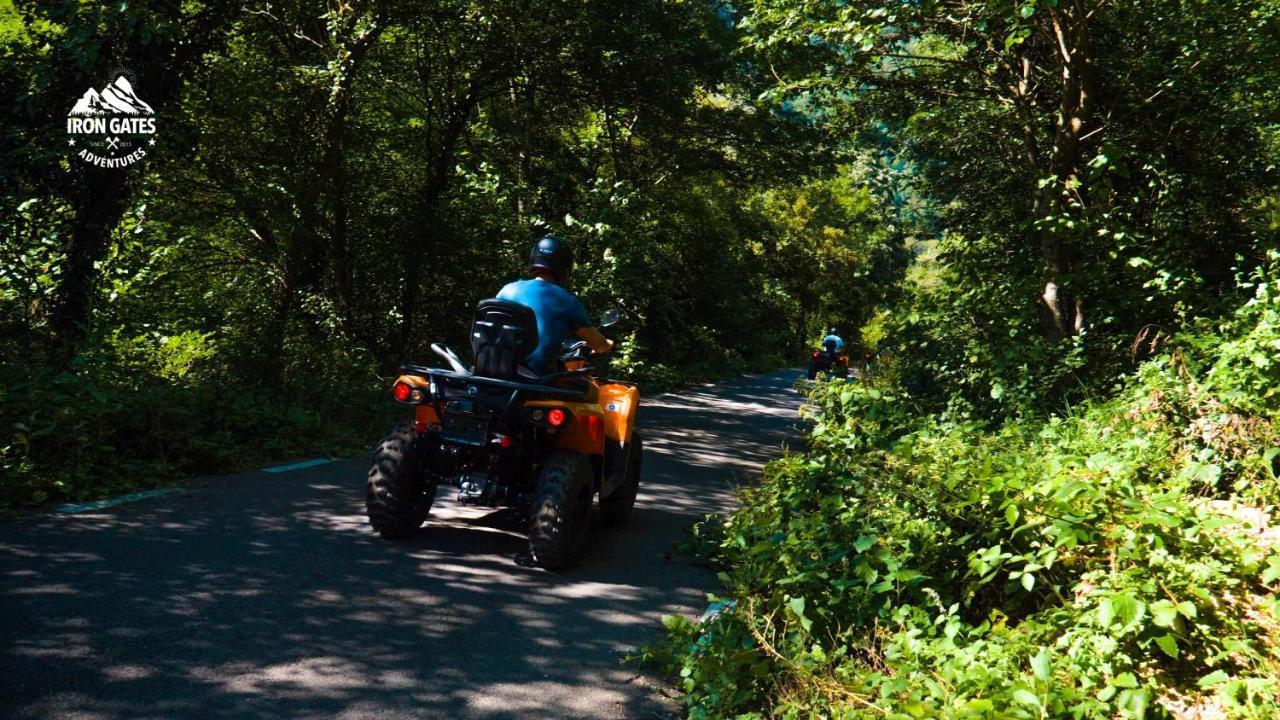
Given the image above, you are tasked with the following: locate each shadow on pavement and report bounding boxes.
[0,369,805,719]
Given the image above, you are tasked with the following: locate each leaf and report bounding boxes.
[990,382,1005,400]
[1112,672,1139,688]
[1265,447,1280,479]
[1150,600,1178,628]
[1021,572,1035,591]
[787,596,813,632]
[1099,596,1114,627]
[1004,504,1019,526]
[1155,634,1179,658]
[1118,688,1149,715]
[1198,670,1230,688]
[1011,688,1040,707]
[1030,648,1051,682]
[1101,593,1144,630]
[853,535,875,552]
[1263,559,1280,585]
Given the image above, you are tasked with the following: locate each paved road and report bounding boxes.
[0,369,803,719]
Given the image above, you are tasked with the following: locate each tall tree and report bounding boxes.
[740,0,1280,351]
[4,1,233,365]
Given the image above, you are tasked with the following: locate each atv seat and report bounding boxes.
[471,299,539,380]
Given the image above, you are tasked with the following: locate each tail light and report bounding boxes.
[547,408,568,427]
[393,381,412,402]
[812,351,821,359]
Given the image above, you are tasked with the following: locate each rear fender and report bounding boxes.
[525,383,640,493]
[526,399,607,456]
[598,383,640,497]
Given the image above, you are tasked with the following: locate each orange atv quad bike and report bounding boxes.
[365,300,642,570]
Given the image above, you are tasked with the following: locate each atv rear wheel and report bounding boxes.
[599,432,643,526]
[528,452,594,570]
[366,424,437,540]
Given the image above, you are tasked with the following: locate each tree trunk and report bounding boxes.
[1036,0,1094,341]
[32,2,234,369]
[391,91,481,364]
[257,11,383,388]
[48,170,130,366]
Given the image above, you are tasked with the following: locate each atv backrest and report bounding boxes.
[471,299,539,379]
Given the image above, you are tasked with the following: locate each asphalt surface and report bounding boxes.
[0,369,804,719]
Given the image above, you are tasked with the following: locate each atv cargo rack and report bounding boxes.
[400,363,592,400]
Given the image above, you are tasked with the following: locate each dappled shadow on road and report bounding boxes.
[0,370,804,720]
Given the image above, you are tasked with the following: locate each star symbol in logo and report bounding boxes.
[68,138,75,146]
[148,137,156,146]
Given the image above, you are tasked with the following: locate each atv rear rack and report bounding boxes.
[399,363,591,400]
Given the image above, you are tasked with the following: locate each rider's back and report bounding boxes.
[497,278,590,374]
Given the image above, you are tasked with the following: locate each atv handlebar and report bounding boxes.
[559,337,617,362]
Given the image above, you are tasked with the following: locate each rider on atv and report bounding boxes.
[807,327,851,380]
[496,235,612,373]
[366,234,643,570]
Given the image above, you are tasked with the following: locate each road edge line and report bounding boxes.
[56,487,184,514]
[261,458,334,474]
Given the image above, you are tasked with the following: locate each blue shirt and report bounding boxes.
[822,335,845,352]
[497,279,592,374]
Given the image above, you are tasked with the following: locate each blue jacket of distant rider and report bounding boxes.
[822,334,845,352]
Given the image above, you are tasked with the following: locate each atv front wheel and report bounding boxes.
[366,424,437,540]
[528,452,594,570]
[599,432,643,526]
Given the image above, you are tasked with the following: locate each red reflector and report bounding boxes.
[547,408,567,427]
[393,382,412,402]
[812,351,821,359]
[498,434,513,449]
[586,415,603,442]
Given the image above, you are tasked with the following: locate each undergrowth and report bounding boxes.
[642,263,1280,718]
[0,337,391,508]
[0,336,787,509]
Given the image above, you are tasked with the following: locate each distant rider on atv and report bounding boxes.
[497,235,613,374]
[807,327,850,380]
[822,328,845,354]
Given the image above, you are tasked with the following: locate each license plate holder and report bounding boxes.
[441,413,489,447]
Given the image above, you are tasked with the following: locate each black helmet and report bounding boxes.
[828,327,840,336]
[529,235,573,285]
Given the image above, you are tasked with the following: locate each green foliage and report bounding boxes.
[650,261,1280,718]
[0,334,390,508]
[0,1,901,506]
[740,0,1280,403]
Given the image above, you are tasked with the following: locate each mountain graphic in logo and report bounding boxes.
[69,76,154,116]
